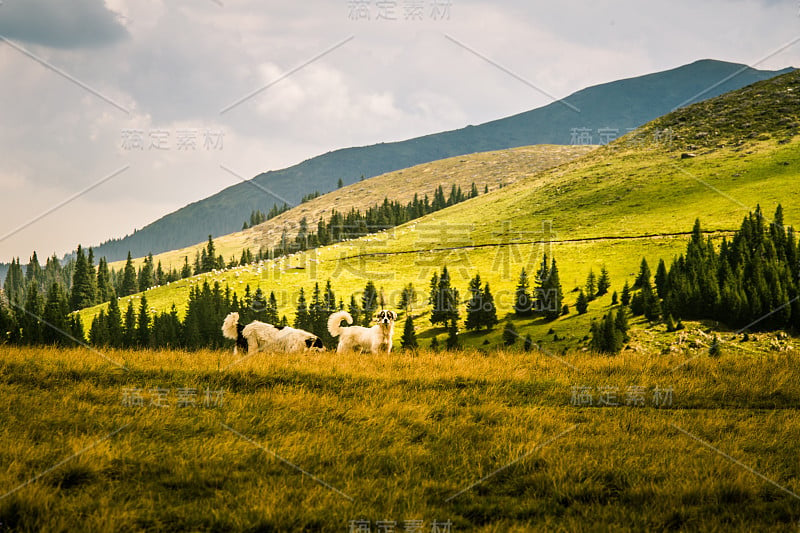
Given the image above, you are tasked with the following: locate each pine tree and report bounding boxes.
[585,270,597,300]
[202,235,217,273]
[139,253,154,292]
[25,251,42,290]
[611,291,618,305]
[445,318,460,350]
[42,281,69,345]
[399,283,416,312]
[294,288,311,332]
[251,287,268,322]
[514,268,533,316]
[96,257,112,303]
[89,310,109,347]
[181,256,192,279]
[137,295,151,348]
[634,258,651,289]
[265,291,279,324]
[123,300,137,348]
[362,281,378,326]
[4,258,26,304]
[465,274,484,331]
[401,314,418,350]
[597,265,611,296]
[348,294,361,327]
[523,334,534,351]
[621,281,631,306]
[430,267,459,326]
[121,252,138,296]
[502,321,518,347]
[614,307,630,342]
[542,258,563,321]
[69,314,85,345]
[654,259,668,298]
[106,296,123,347]
[430,335,440,351]
[481,283,499,330]
[428,272,439,307]
[576,290,589,314]
[70,245,95,311]
[21,281,44,345]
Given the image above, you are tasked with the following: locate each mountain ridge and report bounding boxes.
[82,59,793,262]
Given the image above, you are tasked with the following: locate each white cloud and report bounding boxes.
[0,0,798,261]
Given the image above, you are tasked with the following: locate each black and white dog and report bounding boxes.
[327,310,396,354]
[222,312,324,355]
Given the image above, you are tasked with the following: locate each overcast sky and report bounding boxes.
[0,0,798,263]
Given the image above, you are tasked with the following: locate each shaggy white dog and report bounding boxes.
[222,312,323,354]
[327,309,396,354]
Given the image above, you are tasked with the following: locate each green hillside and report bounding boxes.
[110,144,595,272]
[81,69,800,352]
[87,60,792,263]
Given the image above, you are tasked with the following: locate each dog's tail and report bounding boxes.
[327,310,353,338]
[222,312,240,340]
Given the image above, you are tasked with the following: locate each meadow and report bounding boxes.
[0,344,799,531]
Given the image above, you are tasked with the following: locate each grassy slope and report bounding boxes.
[90,60,792,264]
[112,145,595,272]
[1,346,799,531]
[86,70,800,354]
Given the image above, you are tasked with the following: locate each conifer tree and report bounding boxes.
[137,295,151,348]
[502,321,518,347]
[430,267,459,326]
[465,274,484,331]
[401,314,418,350]
[121,252,138,296]
[576,290,589,314]
[634,258,651,289]
[514,268,533,316]
[294,288,311,332]
[399,283,417,312]
[481,283,499,330]
[123,300,137,348]
[348,294,361,327]
[654,259,668,298]
[106,296,123,347]
[21,280,44,345]
[621,281,631,306]
[597,265,611,296]
[585,270,597,300]
[523,334,534,351]
[445,318,460,350]
[42,281,69,345]
[181,256,192,279]
[542,258,564,321]
[362,281,379,326]
[70,245,95,310]
[265,291,279,324]
[96,257,112,303]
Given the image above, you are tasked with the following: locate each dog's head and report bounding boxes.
[375,310,397,325]
[304,336,325,350]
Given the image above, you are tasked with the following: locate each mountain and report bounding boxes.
[89,59,793,263]
[81,68,800,354]
[109,144,595,271]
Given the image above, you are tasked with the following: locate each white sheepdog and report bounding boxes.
[327,309,396,354]
[222,312,324,354]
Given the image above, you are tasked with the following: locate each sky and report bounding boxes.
[0,0,798,263]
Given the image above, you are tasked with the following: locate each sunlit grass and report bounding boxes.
[1,346,799,531]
